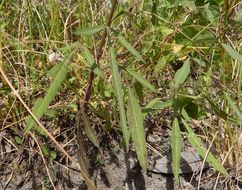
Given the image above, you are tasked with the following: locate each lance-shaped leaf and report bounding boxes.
[126,68,156,92]
[182,119,228,176]
[117,35,144,62]
[127,87,147,172]
[221,43,242,63]
[48,63,62,78]
[25,52,74,134]
[203,94,236,123]
[142,98,162,117]
[109,45,130,148]
[142,98,173,118]
[82,46,104,77]
[74,25,104,36]
[80,106,99,148]
[171,117,182,183]
[173,59,190,89]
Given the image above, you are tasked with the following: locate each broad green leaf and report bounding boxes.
[221,43,242,63]
[127,87,147,172]
[171,117,182,183]
[117,35,144,62]
[182,119,228,176]
[81,106,99,148]
[25,52,74,134]
[74,25,104,36]
[126,68,156,92]
[41,144,50,157]
[184,102,200,119]
[109,45,130,148]
[174,95,196,109]
[50,151,57,160]
[82,46,104,77]
[15,136,23,145]
[173,59,190,89]
[224,93,242,122]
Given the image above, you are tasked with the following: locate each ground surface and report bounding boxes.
[1,120,240,190]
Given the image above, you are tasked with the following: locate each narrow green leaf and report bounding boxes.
[192,58,206,67]
[127,87,147,172]
[224,93,242,122]
[74,25,104,36]
[81,106,99,148]
[221,43,242,63]
[154,54,172,75]
[126,68,156,92]
[143,99,173,117]
[117,35,144,62]
[109,45,130,148]
[144,98,162,109]
[182,119,228,176]
[181,108,191,122]
[31,98,44,113]
[82,46,104,77]
[173,59,190,89]
[203,94,236,123]
[82,46,95,65]
[45,108,57,117]
[48,63,62,78]
[25,52,74,134]
[153,100,173,109]
[171,117,182,183]
[58,42,81,53]
[142,98,162,117]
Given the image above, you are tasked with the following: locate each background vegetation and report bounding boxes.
[0,0,241,189]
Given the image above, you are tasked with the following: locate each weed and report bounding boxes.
[0,0,241,189]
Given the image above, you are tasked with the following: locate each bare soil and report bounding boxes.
[1,120,240,190]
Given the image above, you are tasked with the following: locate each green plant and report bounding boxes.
[1,0,241,189]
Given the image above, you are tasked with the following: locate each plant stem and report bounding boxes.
[83,0,118,105]
[75,1,118,189]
